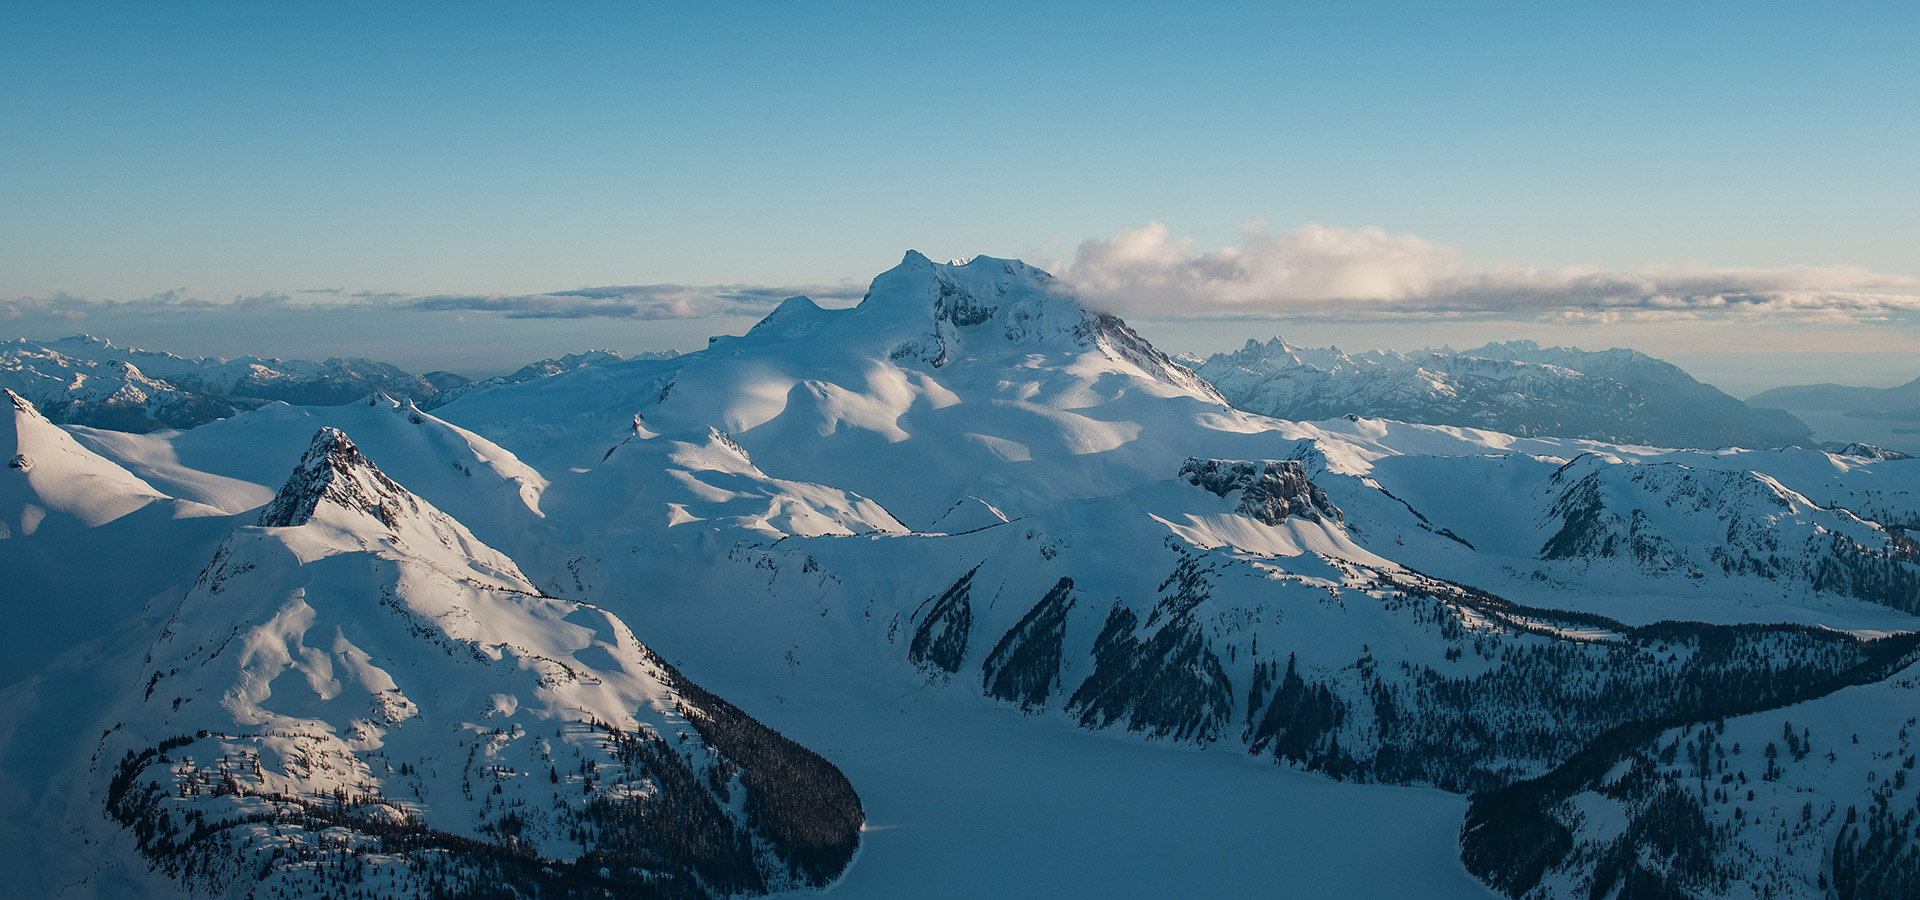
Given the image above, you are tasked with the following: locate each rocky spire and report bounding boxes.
[258,427,418,529]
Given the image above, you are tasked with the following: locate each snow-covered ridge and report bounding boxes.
[1464,648,1920,900]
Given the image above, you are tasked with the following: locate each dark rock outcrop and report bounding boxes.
[1179,458,1343,525]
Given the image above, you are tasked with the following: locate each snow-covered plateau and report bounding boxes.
[3,252,1917,899]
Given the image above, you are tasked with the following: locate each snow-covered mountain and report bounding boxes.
[5,253,1919,899]
[1,340,244,432]
[1193,337,1814,449]
[0,335,462,431]
[4,428,862,899]
[441,252,1229,528]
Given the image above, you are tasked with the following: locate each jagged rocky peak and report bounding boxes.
[1179,458,1343,525]
[258,426,418,529]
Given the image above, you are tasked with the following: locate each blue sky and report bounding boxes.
[3,1,1917,388]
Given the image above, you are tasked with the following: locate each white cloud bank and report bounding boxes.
[7,224,1915,330]
[1061,222,1920,324]
[2,283,865,323]
[403,283,869,320]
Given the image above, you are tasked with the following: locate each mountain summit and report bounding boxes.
[257,426,412,528]
[739,251,1223,401]
[445,253,1236,526]
[254,425,531,587]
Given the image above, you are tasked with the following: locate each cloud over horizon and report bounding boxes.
[402,283,869,320]
[1060,222,1920,324]
[7,224,1917,331]
[2,282,867,324]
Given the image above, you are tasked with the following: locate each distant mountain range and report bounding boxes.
[1190,337,1816,450]
[1747,374,1920,457]
[0,335,671,431]
[1750,376,1920,416]
[4,331,1836,456]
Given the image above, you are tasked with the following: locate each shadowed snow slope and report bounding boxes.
[0,390,240,684]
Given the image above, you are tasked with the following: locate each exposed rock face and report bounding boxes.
[257,426,417,529]
[1179,458,1343,525]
